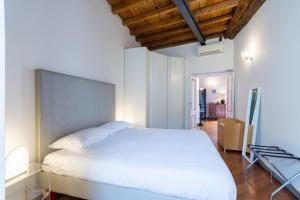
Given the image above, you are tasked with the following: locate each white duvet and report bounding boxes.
[43,128,237,200]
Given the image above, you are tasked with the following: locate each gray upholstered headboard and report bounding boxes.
[36,70,115,162]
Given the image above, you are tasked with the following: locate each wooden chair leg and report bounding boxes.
[50,192,57,200]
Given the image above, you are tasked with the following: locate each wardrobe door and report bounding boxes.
[168,57,185,129]
[124,48,149,128]
[149,52,168,128]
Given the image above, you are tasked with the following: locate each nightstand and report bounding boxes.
[6,163,50,200]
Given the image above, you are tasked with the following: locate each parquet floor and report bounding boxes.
[200,120,296,200]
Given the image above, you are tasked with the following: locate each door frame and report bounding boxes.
[189,76,199,129]
[186,70,235,129]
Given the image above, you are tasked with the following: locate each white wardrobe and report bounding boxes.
[124,47,185,129]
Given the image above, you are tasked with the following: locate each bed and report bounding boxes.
[36,70,236,200]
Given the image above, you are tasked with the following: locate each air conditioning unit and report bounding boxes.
[198,42,224,56]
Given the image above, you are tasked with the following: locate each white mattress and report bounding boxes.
[43,128,237,200]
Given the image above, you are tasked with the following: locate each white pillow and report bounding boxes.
[100,121,133,133]
[48,127,112,151]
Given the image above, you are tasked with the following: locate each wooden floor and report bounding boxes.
[57,120,296,200]
[200,120,296,200]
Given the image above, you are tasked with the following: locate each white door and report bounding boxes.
[149,52,168,128]
[167,57,184,129]
[190,77,199,129]
[226,75,234,118]
[124,48,149,128]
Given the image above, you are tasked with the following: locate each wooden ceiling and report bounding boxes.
[106,0,265,50]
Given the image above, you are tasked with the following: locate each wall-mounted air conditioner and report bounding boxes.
[198,42,224,56]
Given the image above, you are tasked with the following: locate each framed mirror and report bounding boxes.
[242,88,262,162]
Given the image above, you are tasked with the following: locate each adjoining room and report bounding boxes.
[189,72,234,128]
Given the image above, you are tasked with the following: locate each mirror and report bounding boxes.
[242,88,261,162]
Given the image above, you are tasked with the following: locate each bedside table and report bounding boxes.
[6,163,50,200]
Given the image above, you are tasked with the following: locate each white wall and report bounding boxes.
[156,39,234,128]
[0,0,5,198]
[5,0,139,161]
[234,0,300,192]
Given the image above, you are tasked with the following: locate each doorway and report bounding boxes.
[189,71,234,129]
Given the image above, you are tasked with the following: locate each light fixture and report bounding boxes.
[207,78,217,87]
[5,146,29,180]
[241,52,253,61]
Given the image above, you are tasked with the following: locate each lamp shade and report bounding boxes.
[5,146,29,180]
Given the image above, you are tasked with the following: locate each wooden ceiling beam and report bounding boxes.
[130,0,239,36]
[138,25,191,43]
[149,33,221,50]
[124,4,177,26]
[131,16,184,36]
[203,33,223,40]
[123,0,206,26]
[143,24,228,48]
[194,0,239,18]
[225,0,250,35]
[111,0,145,15]
[225,0,265,39]
[146,32,196,48]
[202,24,228,35]
[137,14,232,43]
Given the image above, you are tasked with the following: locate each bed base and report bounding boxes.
[37,172,185,200]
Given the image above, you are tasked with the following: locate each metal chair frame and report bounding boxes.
[245,144,300,200]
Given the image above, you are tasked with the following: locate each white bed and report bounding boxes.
[43,128,237,200]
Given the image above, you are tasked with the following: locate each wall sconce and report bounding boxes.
[241,52,253,61]
[5,146,29,180]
